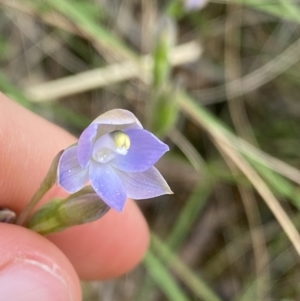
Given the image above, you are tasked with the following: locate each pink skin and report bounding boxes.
[0,94,149,298]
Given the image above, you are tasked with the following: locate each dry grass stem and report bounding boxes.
[218,140,271,300]
[168,128,205,174]
[234,138,300,185]
[224,6,270,298]
[196,36,300,105]
[180,92,300,186]
[178,93,300,258]
[215,137,300,258]
[225,4,257,145]
[25,41,202,102]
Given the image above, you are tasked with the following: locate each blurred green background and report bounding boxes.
[1,0,300,300]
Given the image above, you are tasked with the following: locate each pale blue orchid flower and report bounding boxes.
[57,109,172,211]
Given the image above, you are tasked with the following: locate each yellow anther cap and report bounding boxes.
[111,130,131,151]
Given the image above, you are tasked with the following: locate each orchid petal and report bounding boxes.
[112,129,169,172]
[115,167,173,199]
[91,109,143,137]
[89,162,127,211]
[77,123,98,168]
[92,109,143,127]
[58,146,89,193]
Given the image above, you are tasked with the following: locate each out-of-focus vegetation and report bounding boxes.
[1,0,300,300]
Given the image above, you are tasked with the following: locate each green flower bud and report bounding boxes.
[58,192,110,227]
[27,187,110,235]
[153,16,177,88]
[26,198,64,235]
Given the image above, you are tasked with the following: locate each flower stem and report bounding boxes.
[16,150,63,226]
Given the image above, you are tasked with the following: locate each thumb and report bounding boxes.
[0,224,81,301]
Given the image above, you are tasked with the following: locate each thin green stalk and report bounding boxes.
[167,176,214,250]
[151,234,223,301]
[16,150,63,225]
[144,252,192,301]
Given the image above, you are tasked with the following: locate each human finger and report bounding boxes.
[0,223,81,301]
[0,94,149,279]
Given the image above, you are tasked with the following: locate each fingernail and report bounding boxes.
[0,258,73,301]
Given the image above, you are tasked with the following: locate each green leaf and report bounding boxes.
[144,252,192,301]
[150,87,179,137]
[151,234,223,301]
[167,176,215,250]
[227,0,300,24]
